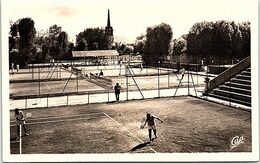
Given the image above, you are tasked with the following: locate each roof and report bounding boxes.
[72,50,119,58]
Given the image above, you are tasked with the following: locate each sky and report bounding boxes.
[4,0,256,43]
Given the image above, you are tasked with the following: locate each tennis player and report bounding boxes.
[141,113,163,142]
[14,108,30,138]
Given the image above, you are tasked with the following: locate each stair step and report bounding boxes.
[205,93,251,107]
[219,85,251,95]
[230,78,251,85]
[225,82,251,90]
[213,89,251,102]
[241,71,251,76]
[236,74,251,80]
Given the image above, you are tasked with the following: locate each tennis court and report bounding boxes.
[10,63,211,98]
[10,79,105,96]
[10,96,251,154]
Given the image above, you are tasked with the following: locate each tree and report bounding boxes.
[9,21,19,53]
[34,33,46,62]
[172,38,186,56]
[65,43,74,60]
[212,21,234,58]
[186,21,250,64]
[134,34,145,55]
[239,22,250,58]
[48,24,62,59]
[76,39,88,51]
[41,25,69,60]
[186,21,215,63]
[9,21,20,67]
[18,17,36,66]
[49,24,62,40]
[57,31,69,57]
[76,28,110,50]
[143,23,173,65]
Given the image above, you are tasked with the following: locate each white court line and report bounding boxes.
[44,83,51,90]
[10,112,104,123]
[10,114,106,126]
[10,140,20,144]
[102,112,157,153]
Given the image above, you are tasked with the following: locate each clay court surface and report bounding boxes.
[10,97,251,154]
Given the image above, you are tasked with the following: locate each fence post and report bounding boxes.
[76,74,79,92]
[158,61,160,98]
[168,67,170,88]
[25,98,27,109]
[60,67,62,79]
[88,92,89,104]
[38,67,40,95]
[67,95,69,106]
[107,90,109,102]
[19,124,22,154]
[32,64,34,80]
[47,95,49,108]
[126,69,129,100]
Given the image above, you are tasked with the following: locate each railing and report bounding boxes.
[10,87,203,110]
[207,56,250,91]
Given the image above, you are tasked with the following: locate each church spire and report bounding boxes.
[107,9,111,27]
[105,9,113,49]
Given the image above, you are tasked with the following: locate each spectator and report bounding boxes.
[99,70,104,76]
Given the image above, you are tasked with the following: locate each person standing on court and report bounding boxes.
[114,83,121,101]
[16,64,19,72]
[11,62,15,75]
[14,108,30,138]
[99,70,104,76]
[141,113,163,142]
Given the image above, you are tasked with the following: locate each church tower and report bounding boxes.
[105,9,114,49]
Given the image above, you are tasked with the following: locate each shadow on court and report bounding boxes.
[131,139,156,152]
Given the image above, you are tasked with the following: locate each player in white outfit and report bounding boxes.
[14,108,30,138]
[141,113,163,141]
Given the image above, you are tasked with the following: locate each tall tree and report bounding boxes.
[49,24,62,40]
[186,20,250,64]
[134,34,145,55]
[76,27,110,50]
[18,17,36,66]
[172,38,186,56]
[9,21,20,67]
[187,21,214,63]
[42,24,69,60]
[9,21,19,52]
[239,22,250,58]
[57,31,69,57]
[143,23,173,65]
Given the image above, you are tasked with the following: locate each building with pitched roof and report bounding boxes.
[72,50,119,65]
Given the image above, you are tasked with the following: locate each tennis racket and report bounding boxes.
[25,112,32,119]
[140,124,145,129]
